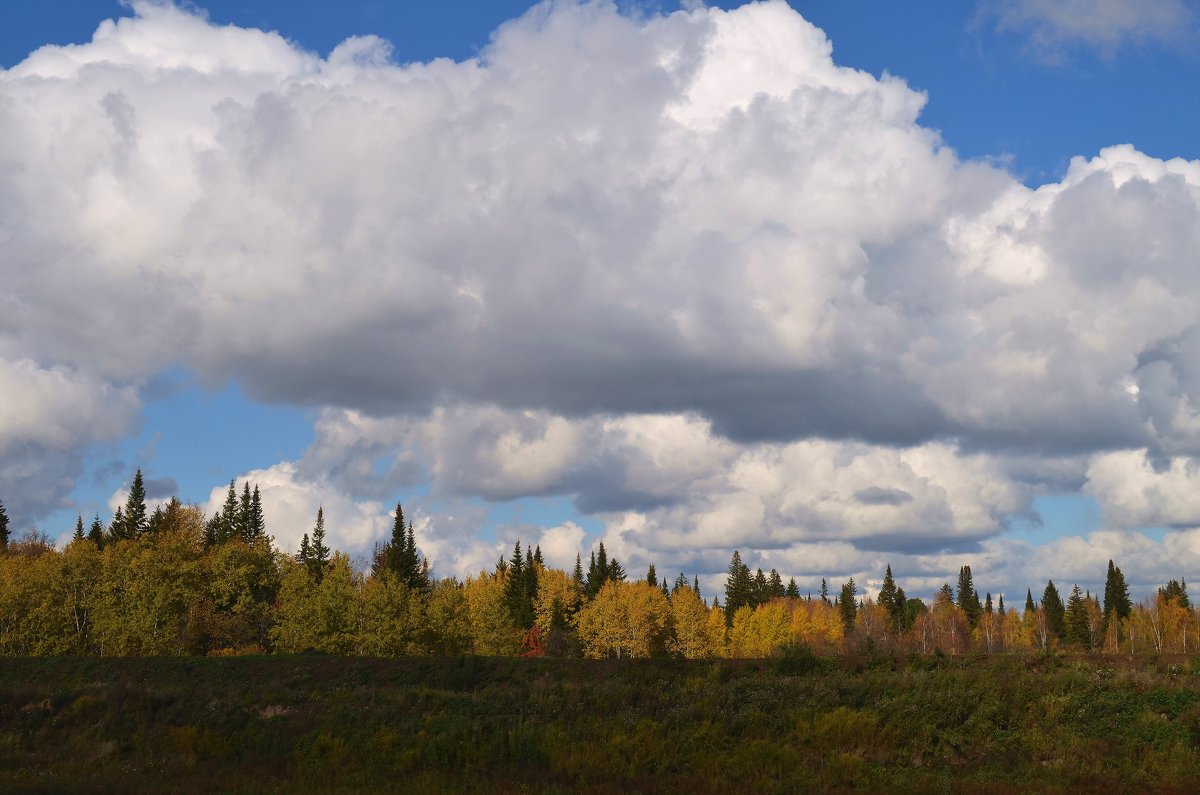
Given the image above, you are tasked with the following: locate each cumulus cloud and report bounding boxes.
[977,0,1197,58]
[2,1,1199,589]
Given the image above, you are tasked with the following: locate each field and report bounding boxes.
[4,652,1200,793]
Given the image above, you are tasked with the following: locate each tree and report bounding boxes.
[72,515,85,544]
[785,577,800,599]
[239,482,253,541]
[646,563,658,589]
[878,564,904,635]
[308,507,331,582]
[0,499,8,553]
[820,578,830,605]
[839,578,858,634]
[767,568,785,599]
[217,480,239,545]
[87,515,105,548]
[1065,584,1091,649]
[752,568,768,606]
[1024,589,1036,617]
[956,565,982,629]
[1161,578,1191,609]
[1103,559,1132,626]
[118,469,148,541]
[249,485,266,541]
[724,551,753,625]
[1042,580,1066,640]
[504,541,535,630]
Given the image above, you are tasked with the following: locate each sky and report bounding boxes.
[2,0,1199,603]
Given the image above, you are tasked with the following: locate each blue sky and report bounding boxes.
[2,0,1199,599]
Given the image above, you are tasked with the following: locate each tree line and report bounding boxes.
[0,477,1195,658]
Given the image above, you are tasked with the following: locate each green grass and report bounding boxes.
[3,654,1200,792]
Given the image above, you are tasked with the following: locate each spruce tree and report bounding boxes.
[984,592,993,615]
[998,593,1005,613]
[879,564,903,634]
[1065,584,1091,649]
[216,480,239,544]
[572,553,584,587]
[122,468,148,540]
[608,556,626,583]
[661,580,669,598]
[88,515,104,548]
[673,571,688,593]
[820,578,830,605]
[250,485,266,540]
[839,578,858,633]
[532,545,543,567]
[0,499,7,553]
[504,541,535,629]
[647,563,658,588]
[1024,588,1036,617]
[1103,559,1132,620]
[753,568,768,606]
[309,507,330,582]
[956,565,982,629]
[724,551,753,624]
[72,515,85,543]
[693,575,700,599]
[109,507,124,542]
[768,568,785,599]
[1162,578,1190,608]
[239,482,253,541]
[785,577,800,599]
[1042,580,1066,639]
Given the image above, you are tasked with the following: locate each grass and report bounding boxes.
[3,653,1200,792]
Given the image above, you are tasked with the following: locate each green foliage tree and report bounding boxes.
[839,578,858,634]
[1065,584,1091,649]
[72,515,85,544]
[767,568,785,599]
[1161,578,1190,608]
[785,577,800,599]
[646,563,658,589]
[87,515,105,548]
[724,550,753,625]
[1042,580,1066,640]
[0,499,8,553]
[1103,559,1132,621]
[956,565,982,629]
[306,507,331,582]
[879,564,905,634]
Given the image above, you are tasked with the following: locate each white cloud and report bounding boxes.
[978,0,1196,58]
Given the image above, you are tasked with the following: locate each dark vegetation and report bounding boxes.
[4,653,1200,792]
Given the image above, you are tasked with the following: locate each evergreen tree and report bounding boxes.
[298,533,312,566]
[203,513,220,549]
[572,553,584,588]
[956,565,982,629]
[1042,580,1066,639]
[998,593,1005,613]
[839,578,858,633]
[984,592,993,615]
[504,541,535,629]
[879,564,903,634]
[785,577,800,599]
[532,545,544,567]
[249,485,266,541]
[693,575,701,599]
[218,480,239,544]
[1065,584,1091,649]
[673,571,688,593]
[146,505,165,535]
[87,515,104,548]
[767,568,785,599]
[121,468,148,541]
[1162,578,1191,608]
[608,556,626,583]
[0,499,7,553]
[309,507,331,582]
[109,507,124,542]
[1103,559,1132,620]
[894,587,907,630]
[239,482,253,541]
[724,551,753,624]
[752,568,768,606]
[586,550,600,598]
[661,579,669,599]
[72,515,85,543]
[1024,588,1036,617]
[646,564,658,589]
[820,578,830,605]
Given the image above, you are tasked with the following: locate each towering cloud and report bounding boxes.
[2,1,1198,590]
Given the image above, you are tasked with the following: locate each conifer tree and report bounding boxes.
[839,578,858,633]
[109,507,124,542]
[1042,580,1066,639]
[218,480,239,544]
[820,578,830,605]
[753,568,768,606]
[984,592,993,615]
[308,507,330,582]
[724,550,753,624]
[88,515,104,548]
[998,593,1005,613]
[693,575,701,599]
[72,515,85,543]
[879,564,903,634]
[785,577,800,599]
[239,482,253,540]
[661,579,669,599]
[504,541,535,629]
[533,545,543,567]
[767,568,785,599]
[673,571,688,593]
[249,485,266,541]
[0,499,7,553]
[121,468,148,541]
[646,563,658,588]
[1025,588,1036,617]
[1161,578,1190,608]
[956,565,982,628]
[1065,584,1091,649]
[572,553,584,588]
[1103,559,1132,620]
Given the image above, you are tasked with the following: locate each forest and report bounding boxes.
[0,470,1196,660]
